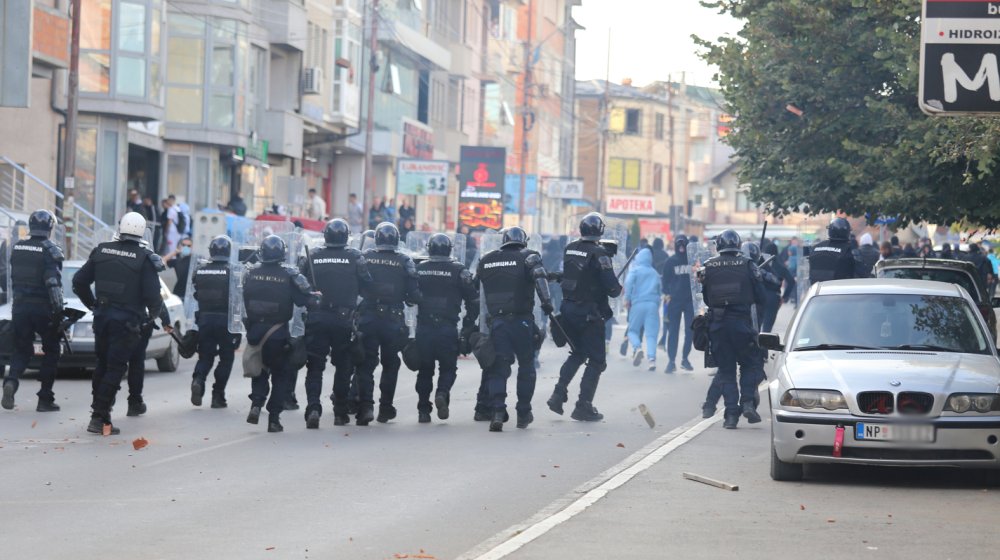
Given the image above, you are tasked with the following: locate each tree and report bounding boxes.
[697,0,1000,227]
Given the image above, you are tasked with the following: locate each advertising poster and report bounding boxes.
[458,146,506,231]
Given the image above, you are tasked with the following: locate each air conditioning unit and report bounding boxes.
[303,67,323,95]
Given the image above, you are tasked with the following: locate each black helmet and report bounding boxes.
[502,226,528,248]
[580,212,605,241]
[716,229,742,254]
[324,218,350,248]
[828,217,851,241]
[28,209,56,237]
[259,235,286,263]
[374,222,400,251]
[741,241,761,262]
[762,240,778,256]
[674,236,689,252]
[427,233,453,259]
[209,235,232,262]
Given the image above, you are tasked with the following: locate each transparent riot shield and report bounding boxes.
[467,231,485,271]
[689,240,717,315]
[283,230,307,338]
[528,236,546,331]
[405,232,469,265]
[602,222,630,318]
[182,248,211,332]
[228,240,248,335]
[0,212,14,306]
[796,249,810,308]
[477,232,504,335]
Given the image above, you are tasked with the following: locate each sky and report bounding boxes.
[573,0,742,87]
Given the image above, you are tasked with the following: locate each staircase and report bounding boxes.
[0,156,115,259]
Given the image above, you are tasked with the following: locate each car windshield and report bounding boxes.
[879,268,981,302]
[791,294,991,355]
[61,266,80,298]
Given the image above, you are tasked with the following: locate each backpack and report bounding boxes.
[175,211,188,235]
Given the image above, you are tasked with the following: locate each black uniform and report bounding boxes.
[808,239,865,284]
[759,256,795,333]
[551,240,622,418]
[73,239,164,430]
[357,249,421,423]
[300,245,372,423]
[415,256,478,418]
[192,260,242,407]
[2,236,64,408]
[243,261,313,426]
[125,251,170,416]
[700,252,768,425]
[661,244,694,368]
[477,246,552,423]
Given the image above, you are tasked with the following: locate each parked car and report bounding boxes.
[0,260,186,373]
[875,258,997,340]
[761,279,1000,481]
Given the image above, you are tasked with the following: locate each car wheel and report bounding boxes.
[157,337,180,372]
[770,440,803,482]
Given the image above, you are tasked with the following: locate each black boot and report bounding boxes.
[418,411,432,424]
[376,404,397,424]
[474,406,491,421]
[356,405,374,426]
[305,409,320,429]
[284,398,300,411]
[435,392,450,420]
[268,417,284,433]
[36,399,60,412]
[190,379,205,407]
[516,410,534,429]
[701,403,716,419]
[571,402,604,422]
[87,417,120,435]
[211,395,228,409]
[489,409,505,432]
[346,399,359,415]
[723,413,739,429]
[1,380,16,410]
[547,386,568,415]
[247,405,262,425]
[742,402,762,424]
[126,400,147,417]
[333,413,350,426]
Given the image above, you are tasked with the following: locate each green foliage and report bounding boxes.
[697,0,1000,227]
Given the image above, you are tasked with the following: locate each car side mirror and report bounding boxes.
[758,332,784,352]
[992,297,1000,308]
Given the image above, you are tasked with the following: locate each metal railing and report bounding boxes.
[0,156,116,260]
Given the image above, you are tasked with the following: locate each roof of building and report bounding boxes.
[575,80,669,104]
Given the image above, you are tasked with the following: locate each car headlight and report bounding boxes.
[780,389,848,411]
[945,393,1000,413]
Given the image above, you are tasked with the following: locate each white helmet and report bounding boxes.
[118,212,147,240]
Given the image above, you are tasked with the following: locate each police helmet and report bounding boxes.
[28,209,56,238]
[828,217,851,241]
[427,233,453,259]
[209,235,232,262]
[374,222,400,251]
[762,240,779,256]
[259,235,287,263]
[741,241,761,263]
[324,218,350,248]
[716,229,742,254]
[580,212,606,241]
[502,226,529,248]
[118,212,147,241]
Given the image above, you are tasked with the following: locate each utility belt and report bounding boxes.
[361,302,404,319]
[96,298,143,317]
[417,313,458,326]
[563,299,603,323]
[314,305,357,322]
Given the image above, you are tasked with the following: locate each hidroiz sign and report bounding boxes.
[921,0,1000,115]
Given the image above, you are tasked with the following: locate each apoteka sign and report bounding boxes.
[920,0,1000,115]
[607,195,655,216]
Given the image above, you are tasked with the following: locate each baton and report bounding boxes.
[616,247,642,281]
[759,254,776,269]
[547,312,578,354]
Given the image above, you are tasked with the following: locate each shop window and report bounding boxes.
[655,113,664,140]
[99,131,120,224]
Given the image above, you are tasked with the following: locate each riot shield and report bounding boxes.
[228,240,248,335]
[228,227,304,335]
[796,248,810,308]
[477,232,504,335]
[404,232,469,266]
[0,212,14,306]
[689,240,717,315]
[601,222,630,318]
[528,236,546,331]
[182,248,210,332]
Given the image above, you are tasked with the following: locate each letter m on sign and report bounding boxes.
[942,53,1000,103]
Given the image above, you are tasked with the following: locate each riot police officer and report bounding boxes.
[125,238,169,417]
[190,235,242,409]
[808,217,865,284]
[357,222,421,425]
[300,219,372,428]
[414,234,478,423]
[1,210,64,412]
[477,227,554,432]
[547,213,622,422]
[759,241,795,332]
[700,229,768,429]
[73,212,166,435]
[244,235,317,432]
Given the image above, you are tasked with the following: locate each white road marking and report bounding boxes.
[143,434,260,467]
[461,412,723,560]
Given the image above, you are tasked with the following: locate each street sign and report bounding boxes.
[920,0,1000,115]
[397,159,449,196]
[546,179,584,199]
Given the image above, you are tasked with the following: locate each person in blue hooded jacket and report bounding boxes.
[624,248,661,371]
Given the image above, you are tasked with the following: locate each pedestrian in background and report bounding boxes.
[347,193,364,233]
[165,238,192,299]
[857,233,879,276]
[624,248,661,371]
[661,237,695,373]
[879,241,893,261]
[305,188,327,221]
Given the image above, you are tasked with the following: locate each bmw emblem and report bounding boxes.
[889,381,901,387]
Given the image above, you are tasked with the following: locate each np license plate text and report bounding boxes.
[855,423,935,443]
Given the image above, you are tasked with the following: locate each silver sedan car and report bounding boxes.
[761,279,1000,481]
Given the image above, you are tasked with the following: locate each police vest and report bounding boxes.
[478,248,533,317]
[703,254,755,307]
[362,250,411,306]
[10,238,49,296]
[561,240,607,304]
[309,246,363,309]
[809,240,854,283]
[92,240,150,310]
[243,263,296,325]
[193,261,230,312]
[417,259,465,321]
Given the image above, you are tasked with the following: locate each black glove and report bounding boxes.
[541,301,555,316]
[600,240,618,258]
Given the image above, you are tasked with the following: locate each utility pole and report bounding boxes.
[596,29,611,213]
[518,0,534,224]
[667,78,675,232]
[362,0,380,216]
[62,0,82,258]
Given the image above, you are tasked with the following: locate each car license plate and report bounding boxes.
[33,343,44,356]
[855,423,935,443]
